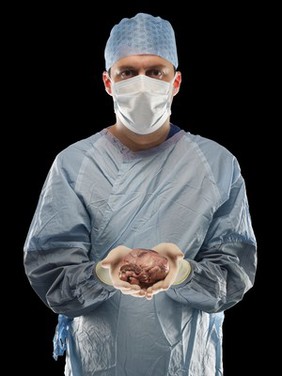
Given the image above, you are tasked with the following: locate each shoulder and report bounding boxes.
[181,132,238,170]
[48,131,107,179]
[181,131,243,192]
[54,130,108,165]
[60,132,104,157]
[183,132,234,160]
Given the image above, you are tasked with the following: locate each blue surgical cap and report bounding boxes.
[104,13,178,71]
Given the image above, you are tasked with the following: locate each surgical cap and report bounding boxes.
[104,13,178,71]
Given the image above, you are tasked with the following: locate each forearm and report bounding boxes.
[166,242,257,312]
[24,247,116,318]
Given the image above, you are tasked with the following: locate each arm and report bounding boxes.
[165,168,257,312]
[23,155,117,318]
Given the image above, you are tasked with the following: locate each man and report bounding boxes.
[24,13,257,375]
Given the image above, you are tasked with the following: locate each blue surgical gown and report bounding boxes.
[24,127,257,376]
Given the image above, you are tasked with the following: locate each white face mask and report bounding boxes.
[111,75,175,135]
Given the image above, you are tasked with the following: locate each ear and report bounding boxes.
[172,71,182,96]
[102,71,112,95]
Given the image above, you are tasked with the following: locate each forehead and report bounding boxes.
[111,55,174,71]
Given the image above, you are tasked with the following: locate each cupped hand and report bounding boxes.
[144,243,184,300]
[100,246,145,298]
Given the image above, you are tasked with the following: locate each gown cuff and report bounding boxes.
[173,259,191,285]
[95,261,113,285]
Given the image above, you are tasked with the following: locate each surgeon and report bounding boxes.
[23,12,257,376]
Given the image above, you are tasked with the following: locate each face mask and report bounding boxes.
[111,75,175,135]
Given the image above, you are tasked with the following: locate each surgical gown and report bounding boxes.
[24,127,257,376]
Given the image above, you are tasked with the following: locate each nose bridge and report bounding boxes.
[139,74,147,91]
[138,68,147,75]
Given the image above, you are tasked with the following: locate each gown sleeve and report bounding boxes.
[23,152,116,318]
[167,156,257,313]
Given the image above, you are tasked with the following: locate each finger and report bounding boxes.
[119,288,146,297]
[101,246,131,267]
[152,243,184,258]
[113,281,141,291]
[129,289,147,298]
[144,287,164,300]
[146,275,173,294]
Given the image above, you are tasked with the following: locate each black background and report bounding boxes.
[10,3,271,375]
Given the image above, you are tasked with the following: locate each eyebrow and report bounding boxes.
[116,64,168,71]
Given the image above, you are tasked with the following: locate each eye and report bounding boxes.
[119,69,137,79]
[146,69,164,79]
